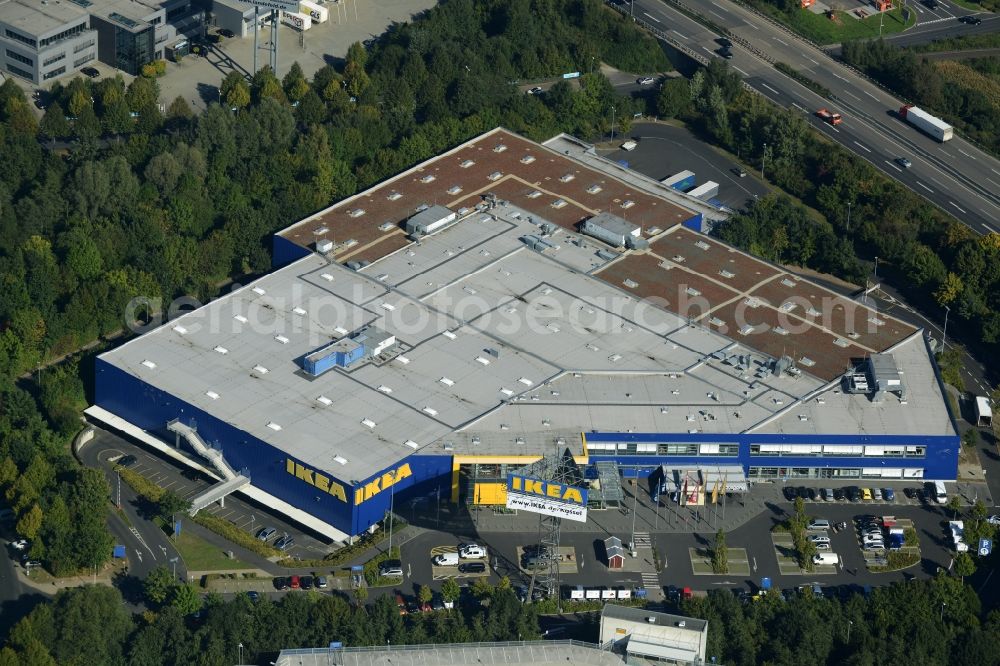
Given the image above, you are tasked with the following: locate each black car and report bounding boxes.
[81,66,100,78]
[218,28,235,38]
[665,585,681,604]
[783,486,797,501]
[301,576,314,590]
[117,454,138,468]
[832,487,846,501]
[458,562,486,574]
[846,486,861,502]
[247,591,260,602]
[718,47,734,60]
[805,488,817,501]
[960,15,982,24]
[717,37,733,48]
[797,486,810,500]
[274,577,288,590]
[903,487,916,499]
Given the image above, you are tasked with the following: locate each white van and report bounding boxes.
[807,519,831,531]
[620,140,638,151]
[813,553,838,566]
[433,552,459,567]
[934,481,947,504]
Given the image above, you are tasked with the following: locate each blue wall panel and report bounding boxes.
[272,234,311,269]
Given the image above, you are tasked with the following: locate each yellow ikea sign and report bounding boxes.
[354,464,412,505]
[286,459,348,502]
[508,474,586,505]
[285,459,413,505]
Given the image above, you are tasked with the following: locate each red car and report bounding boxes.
[290,575,301,589]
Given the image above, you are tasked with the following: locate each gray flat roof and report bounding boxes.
[277,642,624,666]
[0,0,88,36]
[602,603,707,634]
[100,132,953,482]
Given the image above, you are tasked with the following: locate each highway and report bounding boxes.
[619,0,1000,235]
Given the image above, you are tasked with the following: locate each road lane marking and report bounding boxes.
[161,480,178,489]
[672,29,686,39]
[733,66,749,76]
[949,201,967,214]
[885,160,903,173]
[792,102,805,111]
[992,168,1000,176]
[864,90,878,100]
[940,150,955,159]
[983,223,993,232]
[917,181,933,193]
[823,124,840,133]
[643,11,660,22]
[762,83,780,95]
[853,140,872,153]
[833,72,848,81]
[710,9,725,19]
[988,178,1000,189]
[773,37,789,45]
[806,57,819,65]
[844,91,861,100]
[957,148,975,159]
[747,21,759,29]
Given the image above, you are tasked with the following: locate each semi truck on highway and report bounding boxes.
[815,108,842,126]
[898,104,953,142]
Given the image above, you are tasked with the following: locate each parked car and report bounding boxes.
[821,488,834,502]
[247,591,260,603]
[987,515,1000,526]
[863,542,885,551]
[808,535,831,544]
[861,488,873,501]
[117,454,137,467]
[459,561,487,574]
[273,577,288,590]
[289,575,301,589]
[883,488,895,502]
[81,66,100,78]
[833,488,846,501]
[808,519,831,531]
[10,539,28,551]
[218,28,235,38]
[301,576,314,590]
[637,76,655,85]
[316,576,328,589]
[379,560,404,577]
[459,543,487,559]
[814,542,832,551]
[903,487,916,499]
[275,536,295,551]
[846,486,861,502]
[395,593,408,615]
[783,487,798,501]
[257,527,277,541]
[873,488,883,501]
[527,86,543,95]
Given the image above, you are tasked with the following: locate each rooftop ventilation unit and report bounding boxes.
[234,314,248,323]
[141,359,157,369]
[173,325,188,335]
[316,239,334,253]
[205,391,219,400]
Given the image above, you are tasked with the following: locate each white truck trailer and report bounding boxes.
[299,0,328,23]
[280,10,312,30]
[898,104,953,142]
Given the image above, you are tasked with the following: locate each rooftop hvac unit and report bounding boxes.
[316,238,333,253]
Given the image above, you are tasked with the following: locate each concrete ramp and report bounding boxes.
[188,475,251,515]
[167,419,238,480]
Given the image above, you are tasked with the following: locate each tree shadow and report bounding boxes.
[196,82,220,107]
[0,591,50,641]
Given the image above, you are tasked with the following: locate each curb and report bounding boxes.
[71,425,95,462]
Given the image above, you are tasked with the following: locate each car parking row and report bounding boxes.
[783,485,916,503]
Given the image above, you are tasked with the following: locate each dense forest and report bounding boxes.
[1,572,999,665]
[654,60,1000,370]
[0,0,665,578]
[841,39,1000,156]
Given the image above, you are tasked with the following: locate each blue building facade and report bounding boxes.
[583,431,959,482]
[94,358,453,537]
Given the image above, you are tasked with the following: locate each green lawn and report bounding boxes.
[175,530,253,572]
[753,4,916,45]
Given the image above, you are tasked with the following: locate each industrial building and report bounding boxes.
[0,0,201,81]
[88,128,959,542]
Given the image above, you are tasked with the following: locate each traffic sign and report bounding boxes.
[979,538,992,557]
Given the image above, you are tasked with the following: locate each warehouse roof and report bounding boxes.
[100,129,953,482]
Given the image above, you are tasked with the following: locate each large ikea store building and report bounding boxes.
[87,129,959,542]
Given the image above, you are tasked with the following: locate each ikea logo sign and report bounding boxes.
[507,474,587,505]
[285,459,412,505]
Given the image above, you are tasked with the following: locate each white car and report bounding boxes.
[809,535,830,544]
[527,86,543,95]
[987,515,1000,526]
[459,543,487,559]
[10,539,28,551]
[637,76,655,85]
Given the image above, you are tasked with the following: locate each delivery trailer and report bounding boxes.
[661,170,695,191]
[280,10,312,30]
[299,0,328,23]
[975,396,993,427]
[898,104,953,142]
[687,181,720,200]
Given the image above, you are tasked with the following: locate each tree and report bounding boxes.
[353,584,368,607]
[962,428,980,448]
[711,528,728,574]
[441,578,461,606]
[418,584,433,605]
[168,583,202,615]
[126,76,159,112]
[948,495,962,519]
[16,503,43,541]
[657,77,690,118]
[157,489,191,522]
[144,565,176,605]
[225,79,251,110]
[102,99,133,135]
[166,96,193,122]
[954,551,976,582]
[39,103,71,140]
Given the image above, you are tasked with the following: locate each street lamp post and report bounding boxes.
[611,106,616,142]
[250,514,255,537]
[941,602,947,621]
[846,201,852,233]
[943,305,951,349]
[847,620,853,643]
[169,556,178,581]
[874,256,879,281]
[761,142,767,179]
[238,642,244,664]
